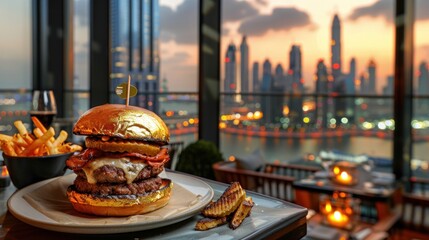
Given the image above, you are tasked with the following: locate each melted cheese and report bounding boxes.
[82,157,146,184]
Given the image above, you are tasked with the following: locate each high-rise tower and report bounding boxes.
[289,45,303,90]
[368,59,376,94]
[252,62,259,92]
[331,14,342,82]
[346,58,356,94]
[274,63,285,89]
[344,58,356,124]
[315,59,329,128]
[224,43,237,93]
[111,0,160,111]
[261,59,272,91]
[288,45,303,127]
[240,36,249,93]
[259,59,283,124]
[418,61,429,95]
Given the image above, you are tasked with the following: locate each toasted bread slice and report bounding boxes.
[219,182,243,199]
[229,196,254,229]
[195,216,227,231]
[202,188,246,218]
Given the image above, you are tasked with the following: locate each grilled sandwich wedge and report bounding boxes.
[229,196,254,229]
[195,216,228,231]
[201,186,246,218]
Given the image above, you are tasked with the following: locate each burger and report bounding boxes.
[65,104,172,217]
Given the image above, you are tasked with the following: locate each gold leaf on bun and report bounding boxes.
[73,104,169,144]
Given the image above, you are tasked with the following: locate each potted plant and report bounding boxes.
[175,140,224,180]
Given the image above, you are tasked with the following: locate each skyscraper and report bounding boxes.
[331,14,342,82]
[261,59,273,124]
[288,45,303,127]
[240,36,249,93]
[383,75,394,95]
[224,42,237,93]
[360,73,367,94]
[289,45,303,90]
[418,61,429,95]
[346,58,356,94]
[274,63,285,89]
[345,58,356,124]
[315,59,329,128]
[252,62,259,92]
[368,59,376,94]
[110,0,160,112]
[261,59,272,91]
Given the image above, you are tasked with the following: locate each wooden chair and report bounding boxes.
[410,177,429,197]
[263,162,321,180]
[212,161,295,201]
[212,161,322,202]
[392,193,429,240]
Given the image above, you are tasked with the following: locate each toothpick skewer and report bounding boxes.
[126,75,131,106]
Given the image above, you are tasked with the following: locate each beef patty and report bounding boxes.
[74,164,164,184]
[73,176,163,196]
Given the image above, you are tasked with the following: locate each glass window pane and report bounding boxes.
[158,0,199,145]
[412,0,429,180]
[0,0,32,136]
[70,0,90,117]
[220,1,394,169]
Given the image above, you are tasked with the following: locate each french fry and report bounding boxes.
[0,134,13,142]
[20,130,54,156]
[31,116,47,132]
[1,141,17,156]
[0,119,82,157]
[13,143,23,155]
[14,120,34,144]
[34,128,58,155]
[53,130,68,147]
[12,134,29,148]
[31,117,55,143]
[13,120,28,136]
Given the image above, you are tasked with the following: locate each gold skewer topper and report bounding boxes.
[115,75,137,106]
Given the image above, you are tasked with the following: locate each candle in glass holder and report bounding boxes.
[336,171,352,184]
[331,161,358,185]
[0,162,10,188]
[327,210,349,228]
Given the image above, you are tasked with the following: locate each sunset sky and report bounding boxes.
[0,0,428,93]
[160,0,429,93]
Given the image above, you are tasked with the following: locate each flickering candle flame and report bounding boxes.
[336,171,352,184]
[325,202,332,213]
[333,166,340,175]
[1,166,8,177]
[327,210,349,227]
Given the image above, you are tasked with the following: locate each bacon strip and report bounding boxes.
[66,148,170,170]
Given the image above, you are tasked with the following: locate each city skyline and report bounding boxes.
[220,13,428,97]
[160,0,429,93]
[1,0,429,93]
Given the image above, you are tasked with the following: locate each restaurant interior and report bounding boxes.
[0,0,428,239]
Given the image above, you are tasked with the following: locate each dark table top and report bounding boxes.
[293,166,397,201]
[0,170,307,240]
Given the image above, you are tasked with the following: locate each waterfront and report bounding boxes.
[172,132,429,164]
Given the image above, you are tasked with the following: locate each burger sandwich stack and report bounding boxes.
[65,104,171,216]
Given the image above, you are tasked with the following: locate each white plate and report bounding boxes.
[7,172,214,234]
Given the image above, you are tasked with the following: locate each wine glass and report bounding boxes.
[30,90,57,129]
